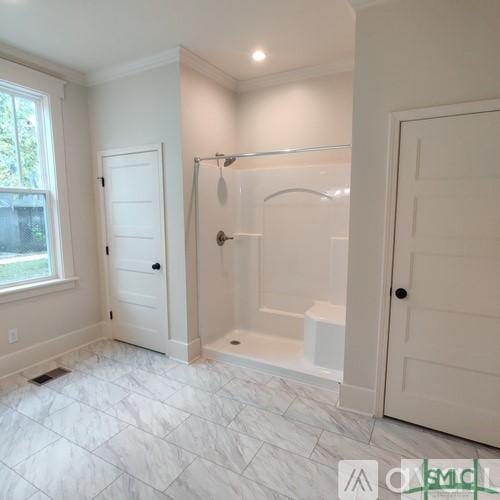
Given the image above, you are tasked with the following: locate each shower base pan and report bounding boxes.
[202,329,342,390]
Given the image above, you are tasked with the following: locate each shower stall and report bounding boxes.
[196,145,350,389]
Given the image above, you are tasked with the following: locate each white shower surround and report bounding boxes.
[197,162,350,385]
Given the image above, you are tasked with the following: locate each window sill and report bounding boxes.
[0,277,79,305]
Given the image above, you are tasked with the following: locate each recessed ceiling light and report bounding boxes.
[252,50,267,62]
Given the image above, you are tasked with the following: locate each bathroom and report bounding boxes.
[2,4,500,498]
[195,68,353,388]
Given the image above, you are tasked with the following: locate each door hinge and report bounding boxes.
[109,311,113,320]
[105,245,109,255]
[97,176,105,187]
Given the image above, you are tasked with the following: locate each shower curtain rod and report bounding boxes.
[194,144,351,164]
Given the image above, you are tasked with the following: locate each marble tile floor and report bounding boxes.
[0,339,498,500]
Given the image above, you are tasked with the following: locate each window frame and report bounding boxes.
[0,58,77,302]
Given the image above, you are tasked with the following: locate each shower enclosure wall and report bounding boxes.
[197,157,350,387]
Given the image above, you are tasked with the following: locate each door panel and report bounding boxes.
[385,111,500,447]
[103,150,168,353]
[406,308,500,374]
[411,253,500,316]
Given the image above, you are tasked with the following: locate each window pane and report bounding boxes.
[0,91,20,187]
[0,192,51,286]
[15,96,42,188]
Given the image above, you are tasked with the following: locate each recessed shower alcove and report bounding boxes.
[196,147,350,388]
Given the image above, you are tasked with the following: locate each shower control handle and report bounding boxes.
[216,230,234,246]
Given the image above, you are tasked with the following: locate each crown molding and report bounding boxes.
[0,42,86,86]
[85,45,237,90]
[179,47,236,91]
[236,58,354,93]
[86,47,181,86]
[0,41,354,92]
[85,45,352,92]
[348,0,391,11]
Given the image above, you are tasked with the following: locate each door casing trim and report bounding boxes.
[94,143,169,353]
[374,98,500,417]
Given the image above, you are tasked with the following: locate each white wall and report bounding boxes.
[88,64,190,353]
[180,65,237,346]
[0,81,102,375]
[237,72,353,166]
[342,0,500,413]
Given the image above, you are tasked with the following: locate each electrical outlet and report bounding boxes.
[8,328,18,344]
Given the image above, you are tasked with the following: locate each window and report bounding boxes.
[0,59,76,298]
[0,87,53,286]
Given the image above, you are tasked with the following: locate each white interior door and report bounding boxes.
[102,148,168,353]
[385,110,500,447]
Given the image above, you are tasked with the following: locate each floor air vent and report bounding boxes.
[29,367,71,386]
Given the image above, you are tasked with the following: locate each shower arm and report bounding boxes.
[194,144,351,166]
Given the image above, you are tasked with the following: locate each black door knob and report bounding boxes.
[152,263,161,270]
[395,288,408,299]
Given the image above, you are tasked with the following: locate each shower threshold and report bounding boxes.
[202,329,341,390]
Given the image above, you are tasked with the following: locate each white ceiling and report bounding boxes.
[0,0,355,81]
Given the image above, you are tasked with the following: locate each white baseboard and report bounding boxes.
[338,382,376,416]
[0,322,104,378]
[168,337,201,364]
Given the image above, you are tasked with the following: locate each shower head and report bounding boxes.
[224,157,237,167]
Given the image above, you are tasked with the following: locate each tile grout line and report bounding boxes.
[159,384,338,487]
[9,437,64,494]
[3,401,67,466]
[5,341,294,497]
[224,402,247,428]
[226,405,325,458]
[0,383,77,423]
[81,360,239,491]
[14,412,132,495]
[0,449,56,500]
[175,403,329,463]
[87,423,134,470]
[4,359,365,488]
[44,400,130,452]
[160,410,192,440]
[6,340,494,499]
[234,441,303,498]
[7,356,326,491]
[6,357,139,483]
[166,454,292,500]
[90,471,125,500]
[29,488,54,500]
[160,445,198,495]
[309,428,325,460]
[281,393,297,415]
[368,416,377,443]
[217,380,299,415]
[160,414,266,475]
[88,422,194,486]
[240,439,265,477]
